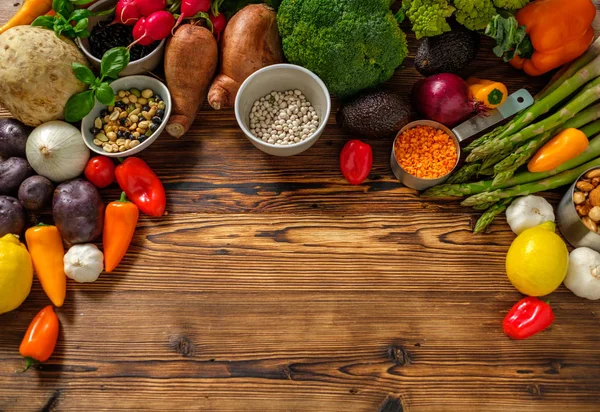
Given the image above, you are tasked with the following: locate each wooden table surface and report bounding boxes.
[2,3,600,411]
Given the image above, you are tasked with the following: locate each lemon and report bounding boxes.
[0,234,33,315]
[506,221,568,296]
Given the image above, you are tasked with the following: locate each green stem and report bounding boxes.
[473,197,514,234]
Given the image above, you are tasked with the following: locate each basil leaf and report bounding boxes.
[95,83,115,106]
[31,15,55,29]
[53,0,74,19]
[72,63,96,85]
[74,18,88,32]
[65,90,95,122]
[77,29,90,38]
[69,9,93,21]
[69,0,94,5]
[93,6,116,16]
[100,47,130,79]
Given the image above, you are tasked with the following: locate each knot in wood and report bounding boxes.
[388,345,410,366]
[170,336,196,357]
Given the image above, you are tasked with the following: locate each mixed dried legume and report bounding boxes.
[249,90,320,146]
[91,88,166,153]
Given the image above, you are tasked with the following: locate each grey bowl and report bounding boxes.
[75,0,166,76]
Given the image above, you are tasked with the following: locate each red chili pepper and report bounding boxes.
[115,157,166,217]
[503,297,554,340]
[84,156,116,189]
[340,139,373,185]
[19,305,59,371]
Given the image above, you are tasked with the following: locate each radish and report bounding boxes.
[112,0,142,25]
[209,11,226,41]
[411,73,485,127]
[135,0,167,17]
[173,0,211,30]
[130,11,175,47]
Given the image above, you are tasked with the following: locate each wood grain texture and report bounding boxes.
[1,6,600,412]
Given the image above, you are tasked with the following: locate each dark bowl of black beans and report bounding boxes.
[75,0,166,76]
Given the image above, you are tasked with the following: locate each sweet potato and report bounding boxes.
[164,24,218,138]
[208,4,283,110]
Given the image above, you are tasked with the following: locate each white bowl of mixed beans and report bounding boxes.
[81,75,172,157]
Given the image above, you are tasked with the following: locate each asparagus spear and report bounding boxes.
[461,158,600,207]
[445,163,481,184]
[473,198,514,234]
[464,38,600,154]
[467,82,600,162]
[491,113,600,187]
[422,134,600,198]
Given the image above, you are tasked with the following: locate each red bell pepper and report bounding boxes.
[503,297,554,340]
[115,157,166,217]
[340,139,373,185]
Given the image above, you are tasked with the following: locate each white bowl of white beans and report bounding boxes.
[235,64,331,157]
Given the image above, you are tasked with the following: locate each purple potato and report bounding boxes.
[0,118,31,158]
[18,175,54,211]
[0,195,26,237]
[53,178,104,244]
[0,157,33,195]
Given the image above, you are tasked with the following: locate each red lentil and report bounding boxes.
[394,125,457,179]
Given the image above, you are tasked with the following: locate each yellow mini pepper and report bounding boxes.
[467,78,508,109]
[510,0,596,76]
[25,225,66,307]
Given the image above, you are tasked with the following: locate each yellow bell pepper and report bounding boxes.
[528,128,589,173]
[467,78,508,109]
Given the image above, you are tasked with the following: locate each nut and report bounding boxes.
[585,169,600,179]
[582,216,598,232]
[94,117,102,129]
[589,206,600,222]
[138,120,149,129]
[96,133,108,142]
[129,95,138,103]
[141,89,153,99]
[93,139,102,146]
[590,187,600,207]
[129,114,139,123]
[109,111,120,122]
[576,203,592,216]
[137,97,148,105]
[574,191,587,205]
[130,140,140,148]
[576,181,595,192]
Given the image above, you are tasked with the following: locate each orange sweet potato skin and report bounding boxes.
[208,4,283,110]
[164,25,218,138]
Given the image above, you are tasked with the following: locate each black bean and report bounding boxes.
[89,127,96,134]
[150,123,159,133]
[156,109,165,118]
[154,95,162,102]
[142,105,150,112]
[138,136,146,143]
[116,101,125,109]
[151,116,161,124]
[88,16,159,62]
[100,109,108,117]
[119,118,127,126]
[125,132,132,139]
[117,130,124,138]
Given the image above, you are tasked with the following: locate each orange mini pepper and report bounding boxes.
[0,0,53,35]
[103,192,139,272]
[510,0,596,76]
[528,128,589,172]
[25,225,66,307]
[467,77,508,109]
[19,305,59,371]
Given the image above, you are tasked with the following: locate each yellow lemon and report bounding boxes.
[0,234,33,315]
[506,221,568,296]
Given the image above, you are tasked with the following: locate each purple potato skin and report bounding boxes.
[0,157,33,195]
[53,178,104,244]
[0,118,31,158]
[18,175,54,211]
[0,195,26,237]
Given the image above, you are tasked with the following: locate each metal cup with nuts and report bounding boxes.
[90,88,167,154]
[558,167,600,252]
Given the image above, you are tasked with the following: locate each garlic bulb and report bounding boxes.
[506,195,555,235]
[64,244,103,283]
[26,121,89,183]
[564,247,600,300]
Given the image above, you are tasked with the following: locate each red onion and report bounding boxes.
[411,73,483,127]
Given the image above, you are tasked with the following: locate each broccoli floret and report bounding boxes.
[277,0,408,98]
[403,0,455,39]
[492,0,530,10]
[454,0,497,31]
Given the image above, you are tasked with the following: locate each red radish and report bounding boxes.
[135,0,166,17]
[209,11,226,41]
[112,0,141,25]
[130,10,175,47]
[411,73,485,127]
[173,0,211,30]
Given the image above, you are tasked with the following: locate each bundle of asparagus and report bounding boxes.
[424,38,600,233]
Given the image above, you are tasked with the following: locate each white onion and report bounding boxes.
[26,121,89,183]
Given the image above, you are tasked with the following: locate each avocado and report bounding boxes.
[336,89,412,139]
[415,29,480,76]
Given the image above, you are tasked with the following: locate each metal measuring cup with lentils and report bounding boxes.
[91,88,166,153]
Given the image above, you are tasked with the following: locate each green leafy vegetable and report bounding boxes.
[31,0,94,38]
[485,14,532,62]
[65,48,130,122]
